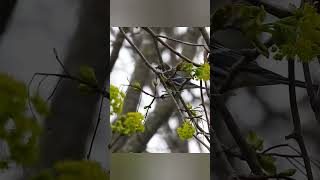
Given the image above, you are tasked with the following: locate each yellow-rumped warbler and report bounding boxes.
[211,41,318,92]
[156,63,208,91]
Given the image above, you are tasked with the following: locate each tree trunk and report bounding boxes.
[39,0,108,169]
[0,0,17,40]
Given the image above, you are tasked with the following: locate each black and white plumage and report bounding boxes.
[156,63,208,91]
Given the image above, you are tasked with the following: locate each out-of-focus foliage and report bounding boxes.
[132,81,141,92]
[212,3,320,62]
[77,65,99,95]
[31,160,109,180]
[31,94,50,117]
[177,121,195,140]
[78,65,97,85]
[112,112,145,136]
[246,131,296,177]
[212,4,269,56]
[246,131,264,151]
[0,73,47,169]
[258,154,277,175]
[268,4,320,62]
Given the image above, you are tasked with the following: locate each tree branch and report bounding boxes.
[287,60,313,180]
[302,63,320,124]
[212,86,264,175]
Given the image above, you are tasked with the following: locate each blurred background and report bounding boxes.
[110,27,210,153]
[213,0,320,179]
[0,1,108,179]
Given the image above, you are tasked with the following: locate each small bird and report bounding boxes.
[211,40,318,92]
[156,63,208,91]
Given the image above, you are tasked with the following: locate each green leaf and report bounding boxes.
[270,3,320,62]
[32,160,109,180]
[0,73,42,169]
[258,154,277,175]
[110,85,125,115]
[194,63,210,81]
[177,62,194,75]
[112,112,145,136]
[132,81,141,92]
[78,66,97,85]
[177,121,195,140]
[246,131,264,151]
[278,169,296,177]
[31,94,50,117]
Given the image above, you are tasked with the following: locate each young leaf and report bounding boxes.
[258,154,277,175]
[246,131,264,151]
[194,63,210,81]
[270,4,320,62]
[110,85,125,115]
[177,121,196,140]
[78,66,97,85]
[132,81,141,92]
[111,112,144,136]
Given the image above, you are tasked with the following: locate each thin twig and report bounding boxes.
[142,27,201,67]
[46,77,62,102]
[200,81,210,132]
[156,34,209,52]
[302,63,320,124]
[286,157,307,176]
[212,85,264,175]
[262,144,289,153]
[152,36,164,65]
[33,72,109,98]
[287,60,313,180]
[87,95,104,159]
[53,48,70,76]
[119,27,160,74]
[27,74,38,121]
